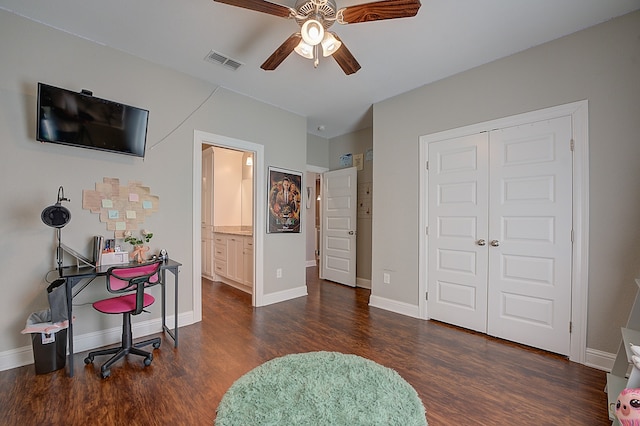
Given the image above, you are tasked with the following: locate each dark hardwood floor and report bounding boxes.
[0,267,610,425]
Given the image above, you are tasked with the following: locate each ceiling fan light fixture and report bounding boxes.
[301,19,325,45]
[321,32,341,56]
[294,39,315,59]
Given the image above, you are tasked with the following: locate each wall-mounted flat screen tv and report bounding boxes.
[36,82,149,158]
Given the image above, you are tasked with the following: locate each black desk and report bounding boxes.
[59,259,181,377]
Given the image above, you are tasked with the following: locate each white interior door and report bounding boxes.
[321,167,357,287]
[427,116,573,355]
[486,116,573,355]
[427,133,489,332]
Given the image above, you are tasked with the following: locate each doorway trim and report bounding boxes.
[193,130,266,322]
[418,100,589,363]
[306,165,329,269]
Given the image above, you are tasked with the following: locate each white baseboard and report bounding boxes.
[0,345,34,373]
[261,285,308,306]
[585,347,616,371]
[356,277,371,289]
[369,295,421,319]
[0,311,195,372]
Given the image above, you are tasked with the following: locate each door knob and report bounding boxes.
[490,240,500,247]
[348,230,355,235]
[476,239,486,246]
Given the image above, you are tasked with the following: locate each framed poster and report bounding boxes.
[268,167,302,233]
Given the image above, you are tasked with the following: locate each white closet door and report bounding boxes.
[427,116,573,355]
[487,116,573,355]
[427,133,489,332]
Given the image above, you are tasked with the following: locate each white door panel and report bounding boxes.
[487,116,573,355]
[428,133,489,332]
[321,167,357,287]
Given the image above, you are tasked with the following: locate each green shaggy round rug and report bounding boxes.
[215,351,427,425]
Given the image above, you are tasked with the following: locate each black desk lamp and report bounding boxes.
[41,186,92,273]
[41,186,71,228]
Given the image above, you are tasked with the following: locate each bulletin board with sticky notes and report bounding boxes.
[82,177,159,237]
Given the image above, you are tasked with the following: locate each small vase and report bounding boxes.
[131,245,148,263]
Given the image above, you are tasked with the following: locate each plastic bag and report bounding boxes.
[47,279,68,323]
[21,309,69,335]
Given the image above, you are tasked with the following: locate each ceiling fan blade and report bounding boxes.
[261,33,302,71]
[331,36,361,75]
[338,0,421,24]
[213,0,293,18]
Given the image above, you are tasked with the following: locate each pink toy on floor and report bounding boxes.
[616,388,640,426]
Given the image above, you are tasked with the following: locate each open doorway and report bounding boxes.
[305,166,328,275]
[192,131,265,323]
[201,145,254,296]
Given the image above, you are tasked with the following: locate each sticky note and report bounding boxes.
[115,222,126,231]
[142,200,152,209]
[108,210,119,219]
[102,199,113,208]
[126,210,136,219]
[129,193,139,202]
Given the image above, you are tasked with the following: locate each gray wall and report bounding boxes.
[0,10,306,357]
[307,133,330,169]
[371,10,640,354]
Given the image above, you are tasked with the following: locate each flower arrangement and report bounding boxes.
[123,229,153,246]
[123,230,153,263]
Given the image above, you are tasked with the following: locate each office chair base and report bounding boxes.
[84,339,161,378]
[84,312,161,378]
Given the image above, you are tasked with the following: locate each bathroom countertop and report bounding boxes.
[213,227,253,237]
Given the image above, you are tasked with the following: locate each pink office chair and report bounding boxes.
[84,260,162,378]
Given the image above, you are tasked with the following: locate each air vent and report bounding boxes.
[204,50,243,71]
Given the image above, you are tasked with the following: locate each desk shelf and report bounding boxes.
[621,327,640,364]
[606,279,640,425]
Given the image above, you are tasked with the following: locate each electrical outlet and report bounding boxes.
[383,272,390,284]
[276,268,282,278]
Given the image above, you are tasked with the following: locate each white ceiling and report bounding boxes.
[2,0,639,138]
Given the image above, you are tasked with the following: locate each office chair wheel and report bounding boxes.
[101,369,111,379]
[153,341,161,349]
[144,355,153,366]
[84,356,94,364]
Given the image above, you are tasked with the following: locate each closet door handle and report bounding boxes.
[490,240,500,247]
[476,239,486,246]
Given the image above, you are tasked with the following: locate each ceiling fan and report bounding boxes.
[213,0,421,75]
